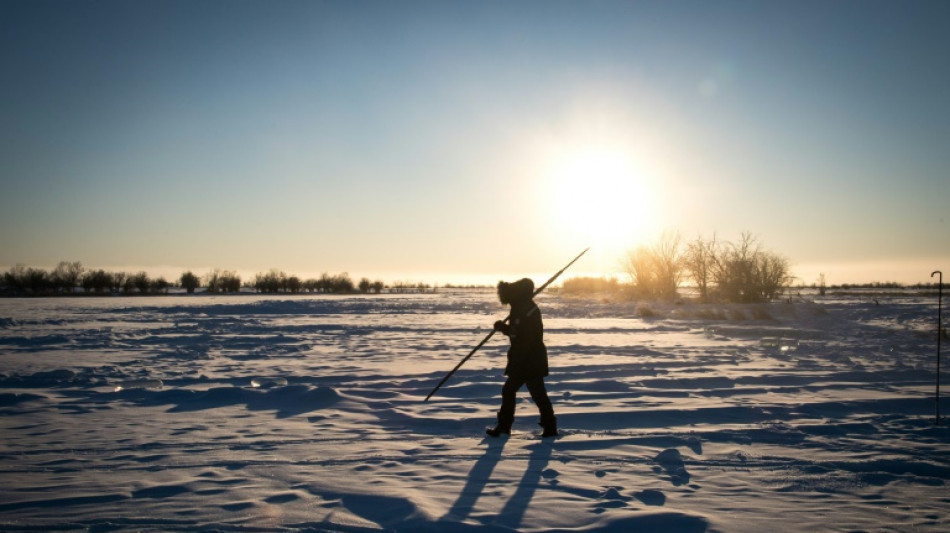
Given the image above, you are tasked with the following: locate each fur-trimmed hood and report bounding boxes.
[497,278,535,305]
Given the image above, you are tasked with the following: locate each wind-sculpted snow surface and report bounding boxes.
[0,291,947,532]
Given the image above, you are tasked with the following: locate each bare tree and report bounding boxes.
[623,232,683,300]
[317,272,333,293]
[303,278,319,293]
[331,273,354,293]
[24,268,51,294]
[2,265,50,294]
[223,272,241,293]
[652,232,683,299]
[205,269,221,293]
[51,261,83,293]
[286,275,302,293]
[756,251,792,301]
[111,272,127,294]
[3,265,27,293]
[683,234,718,302]
[82,269,113,293]
[131,272,150,294]
[712,232,758,303]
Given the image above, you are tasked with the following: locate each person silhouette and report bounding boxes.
[486,278,557,438]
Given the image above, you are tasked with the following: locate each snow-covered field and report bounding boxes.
[1,290,947,532]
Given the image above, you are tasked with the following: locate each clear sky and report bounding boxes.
[2,0,947,285]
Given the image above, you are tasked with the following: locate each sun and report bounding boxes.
[544,147,661,260]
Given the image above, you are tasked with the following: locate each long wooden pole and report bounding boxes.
[933,270,943,425]
[424,247,589,402]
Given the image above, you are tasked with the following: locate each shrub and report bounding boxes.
[391,281,433,293]
[673,232,794,304]
[151,277,170,294]
[206,270,241,293]
[180,271,200,294]
[254,269,285,293]
[710,233,791,303]
[561,276,624,296]
[328,273,354,293]
[223,272,241,293]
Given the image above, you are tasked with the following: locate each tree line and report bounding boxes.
[0,262,393,296]
[246,269,386,294]
[1,262,173,295]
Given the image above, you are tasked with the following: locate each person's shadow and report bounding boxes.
[494,440,553,529]
[441,437,554,530]
[441,437,506,523]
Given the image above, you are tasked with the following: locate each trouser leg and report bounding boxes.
[498,376,525,423]
[487,377,523,437]
[525,377,554,420]
[526,377,557,437]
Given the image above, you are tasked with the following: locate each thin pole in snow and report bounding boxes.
[424,247,589,402]
[932,270,943,425]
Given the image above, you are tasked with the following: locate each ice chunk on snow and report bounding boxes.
[250,377,289,388]
[114,379,163,392]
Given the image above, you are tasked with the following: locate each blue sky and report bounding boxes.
[2,0,947,284]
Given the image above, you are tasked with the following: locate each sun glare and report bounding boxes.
[544,147,660,263]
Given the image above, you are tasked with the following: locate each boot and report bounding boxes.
[486,413,513,437]
[539,416,558,438]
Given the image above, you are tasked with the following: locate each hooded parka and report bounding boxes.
[496,278,549,379]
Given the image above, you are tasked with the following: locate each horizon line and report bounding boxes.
[1,258,946,287]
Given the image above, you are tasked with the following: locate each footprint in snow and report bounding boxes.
[591,486,632,513]
[654,448,690,486]
[634,489,666,506]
